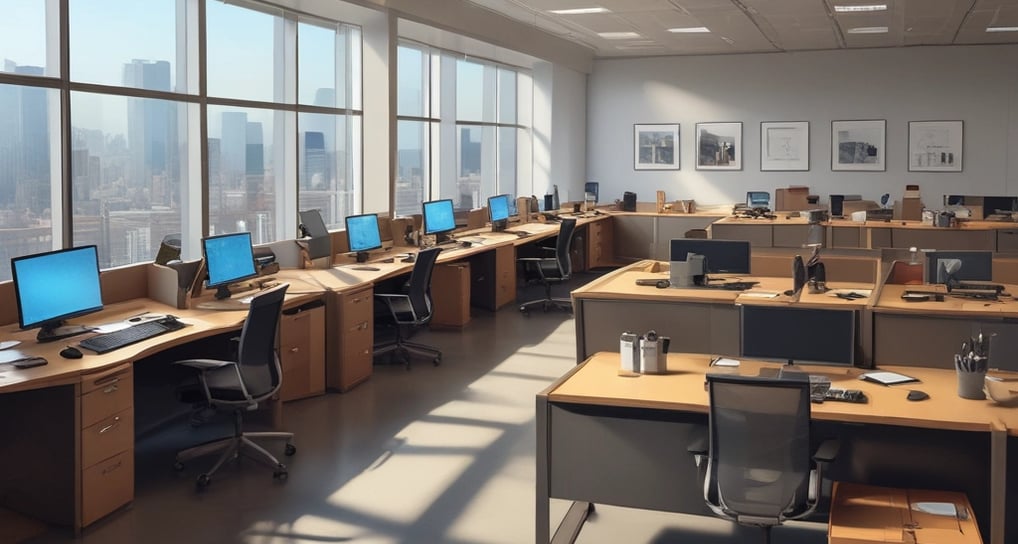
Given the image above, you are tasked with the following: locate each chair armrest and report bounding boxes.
[687,433,707,456]
[813,439,840,464]
[374,293,409,300]
[516,257,550,263]
[175,359,233,370]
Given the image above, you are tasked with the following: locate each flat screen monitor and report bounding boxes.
[488,194,510,231]
[741,305,856,366]
[669,239,751,274]
[924,250,992,284]
[202,232,258,299]
[299,209,331,260]
[746,191,770,208]
[12,245,104,342]
[423,198,456,236]
[345,213,382,262]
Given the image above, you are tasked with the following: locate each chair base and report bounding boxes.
[374,340,442,368]
[175,421,294,488]
[519,297,573,314]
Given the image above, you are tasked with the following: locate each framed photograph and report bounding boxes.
[761,122,806,172]
[760,121,809,171]
[831,120,885,171]
[909,120,963,172]
[696,122,742,170]
[634,124,680,170]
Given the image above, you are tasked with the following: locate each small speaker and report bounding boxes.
[622,191,637,212]
[830,195,845,217]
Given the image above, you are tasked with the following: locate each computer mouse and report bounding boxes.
[129,316,143,322]
[60,346,83,359]
[401,255,416,263]
[460,241,472,248]
[907,390,929,401]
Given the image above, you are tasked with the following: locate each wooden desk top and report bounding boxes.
[572,260,872,307]
[547,352,1018,435]
[0,288,323,394]
[875,283,1018,318]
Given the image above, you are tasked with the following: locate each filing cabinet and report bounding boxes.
[79,363,134,527]
[279,300,326,401]
[586,219,615,269]
[329,285,374,391]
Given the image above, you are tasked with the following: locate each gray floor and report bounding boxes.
[30,274,827,544]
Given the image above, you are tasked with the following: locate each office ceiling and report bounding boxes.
[464,0,1018,57]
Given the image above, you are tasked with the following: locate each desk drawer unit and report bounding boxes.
[79,364,134,526]
[586,220,614,269]
[332,285,373,391]
[279,303,326,401]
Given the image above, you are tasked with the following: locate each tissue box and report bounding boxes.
[829,482,982,544]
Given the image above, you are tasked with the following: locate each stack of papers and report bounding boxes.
[859,371,919,385]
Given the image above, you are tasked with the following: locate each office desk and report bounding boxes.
[537,352,1016,544]
[0,286,324,534]
[570,260,873,362]
[871,282,1018,368]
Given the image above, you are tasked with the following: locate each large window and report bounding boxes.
[0,0,363,280]
[395,42,529,217]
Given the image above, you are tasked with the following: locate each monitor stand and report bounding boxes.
[355,251,370,263]
[214,285,233,300]
[37,322,92,343]
[491,219,507,233]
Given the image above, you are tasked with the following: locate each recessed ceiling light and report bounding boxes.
[598,31,641,39]
[834,4,887,13]
[986,26,1018,32]
[846,26,888,34]
[549,7,609,15]
[668,26,710,33]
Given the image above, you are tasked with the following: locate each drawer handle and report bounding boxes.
[103,383,120,394]
[102,460,123,475]
[359,322,368,331]
[95,375,121,388]
[290,347,300,353]
[99,417,121,434]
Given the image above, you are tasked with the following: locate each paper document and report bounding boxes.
[860,371,919,385]
[739,291,779,299]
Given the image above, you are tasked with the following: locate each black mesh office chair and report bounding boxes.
[373,247,442,368]
[689,374,838,543]
[173,283,295,488]
[517,218,577,314]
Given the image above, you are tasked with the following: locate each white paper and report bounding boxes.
[739,292,780,299]
[860,371,918,385]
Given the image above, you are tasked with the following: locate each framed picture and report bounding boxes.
[760,121,809,171]
[696,122,742,170]
[909,120,963,172]
[831,119,885,171]
[634,124,680,170]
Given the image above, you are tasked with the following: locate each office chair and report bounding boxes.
[373,247,443,368]
[172,283,295,488]
[517,218,577,314]
[689,374,839,544]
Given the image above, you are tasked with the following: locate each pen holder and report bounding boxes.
[957,368,987,400]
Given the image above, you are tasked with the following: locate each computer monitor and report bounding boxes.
[746,191,770,208]
[740,305,856,366]
[202,232,258,300]
[924,250,993,284]
[488,194,511,232]
[423,198,456,241]
[12,245,104,342]
[345,213,383,262]
[669,239,751,275]
[299,209,332,261]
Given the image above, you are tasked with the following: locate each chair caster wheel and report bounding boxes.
[196,473,211,488]
[284,443,297,456]
[433,355,441,365]
[173,461,184,472]
[274,464,288,480]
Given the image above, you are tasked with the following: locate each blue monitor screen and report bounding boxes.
[345,213,383,253]
[741,305,856,365]
[423,199,456,235]
[12,245,103,331]
[488,194,510,223]
[202,232,258,289]
[669,239,751,274]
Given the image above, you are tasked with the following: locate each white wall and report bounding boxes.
[533,62,588,203]
[587,45,1018,208]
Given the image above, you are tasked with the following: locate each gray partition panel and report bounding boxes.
[711,223,773,247]
[579,299,736,360]
[654,216,723,260]
[871,312,1017,367]
[893,229,996,251]
[613,215,656,262]
[548,404,712,515]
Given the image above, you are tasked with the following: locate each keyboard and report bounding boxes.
[813,388,868,404]
[80,316,186,354]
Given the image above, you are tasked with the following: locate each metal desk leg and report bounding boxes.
[990,423,1006,544]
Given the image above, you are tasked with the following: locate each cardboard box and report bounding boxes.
[431,262,471,328]
[842,199,880,216]
[829,482,982,544]
[775,186,811,211]
[902,197,923,221]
